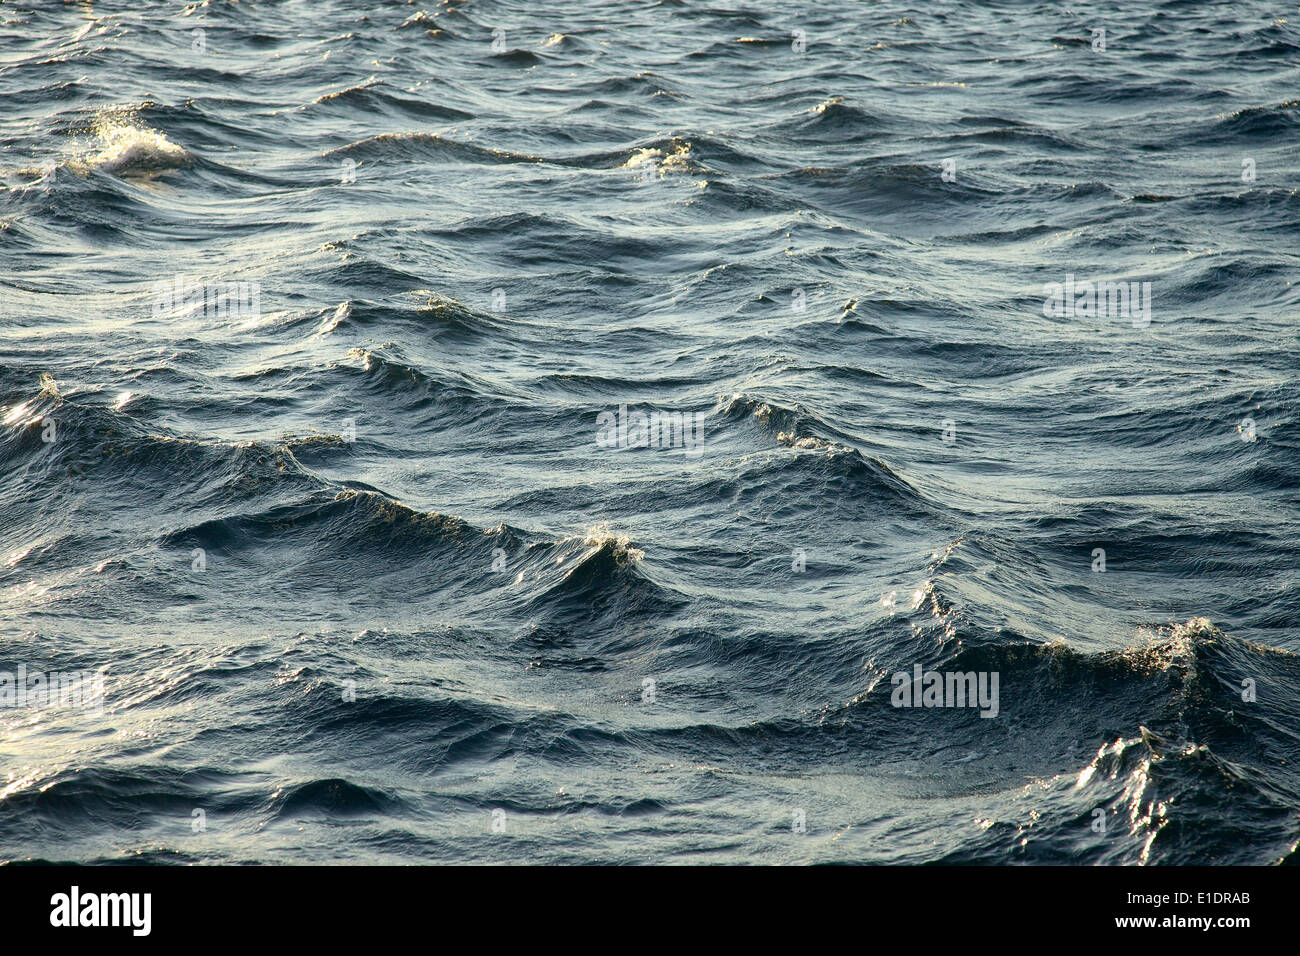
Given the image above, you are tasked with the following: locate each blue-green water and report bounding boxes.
[1,0,1298,864]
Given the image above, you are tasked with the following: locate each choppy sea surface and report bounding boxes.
[1,0,1298,865]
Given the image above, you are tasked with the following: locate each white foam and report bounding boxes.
[84,120,189,175]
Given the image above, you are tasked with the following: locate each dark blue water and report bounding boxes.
[2,0,1298,864]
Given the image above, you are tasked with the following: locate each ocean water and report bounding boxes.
[1,0,1298,865]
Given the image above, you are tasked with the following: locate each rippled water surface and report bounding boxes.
[1,0,1298,864]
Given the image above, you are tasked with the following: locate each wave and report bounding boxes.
[308,81,474,121]
[76,112,190,176]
